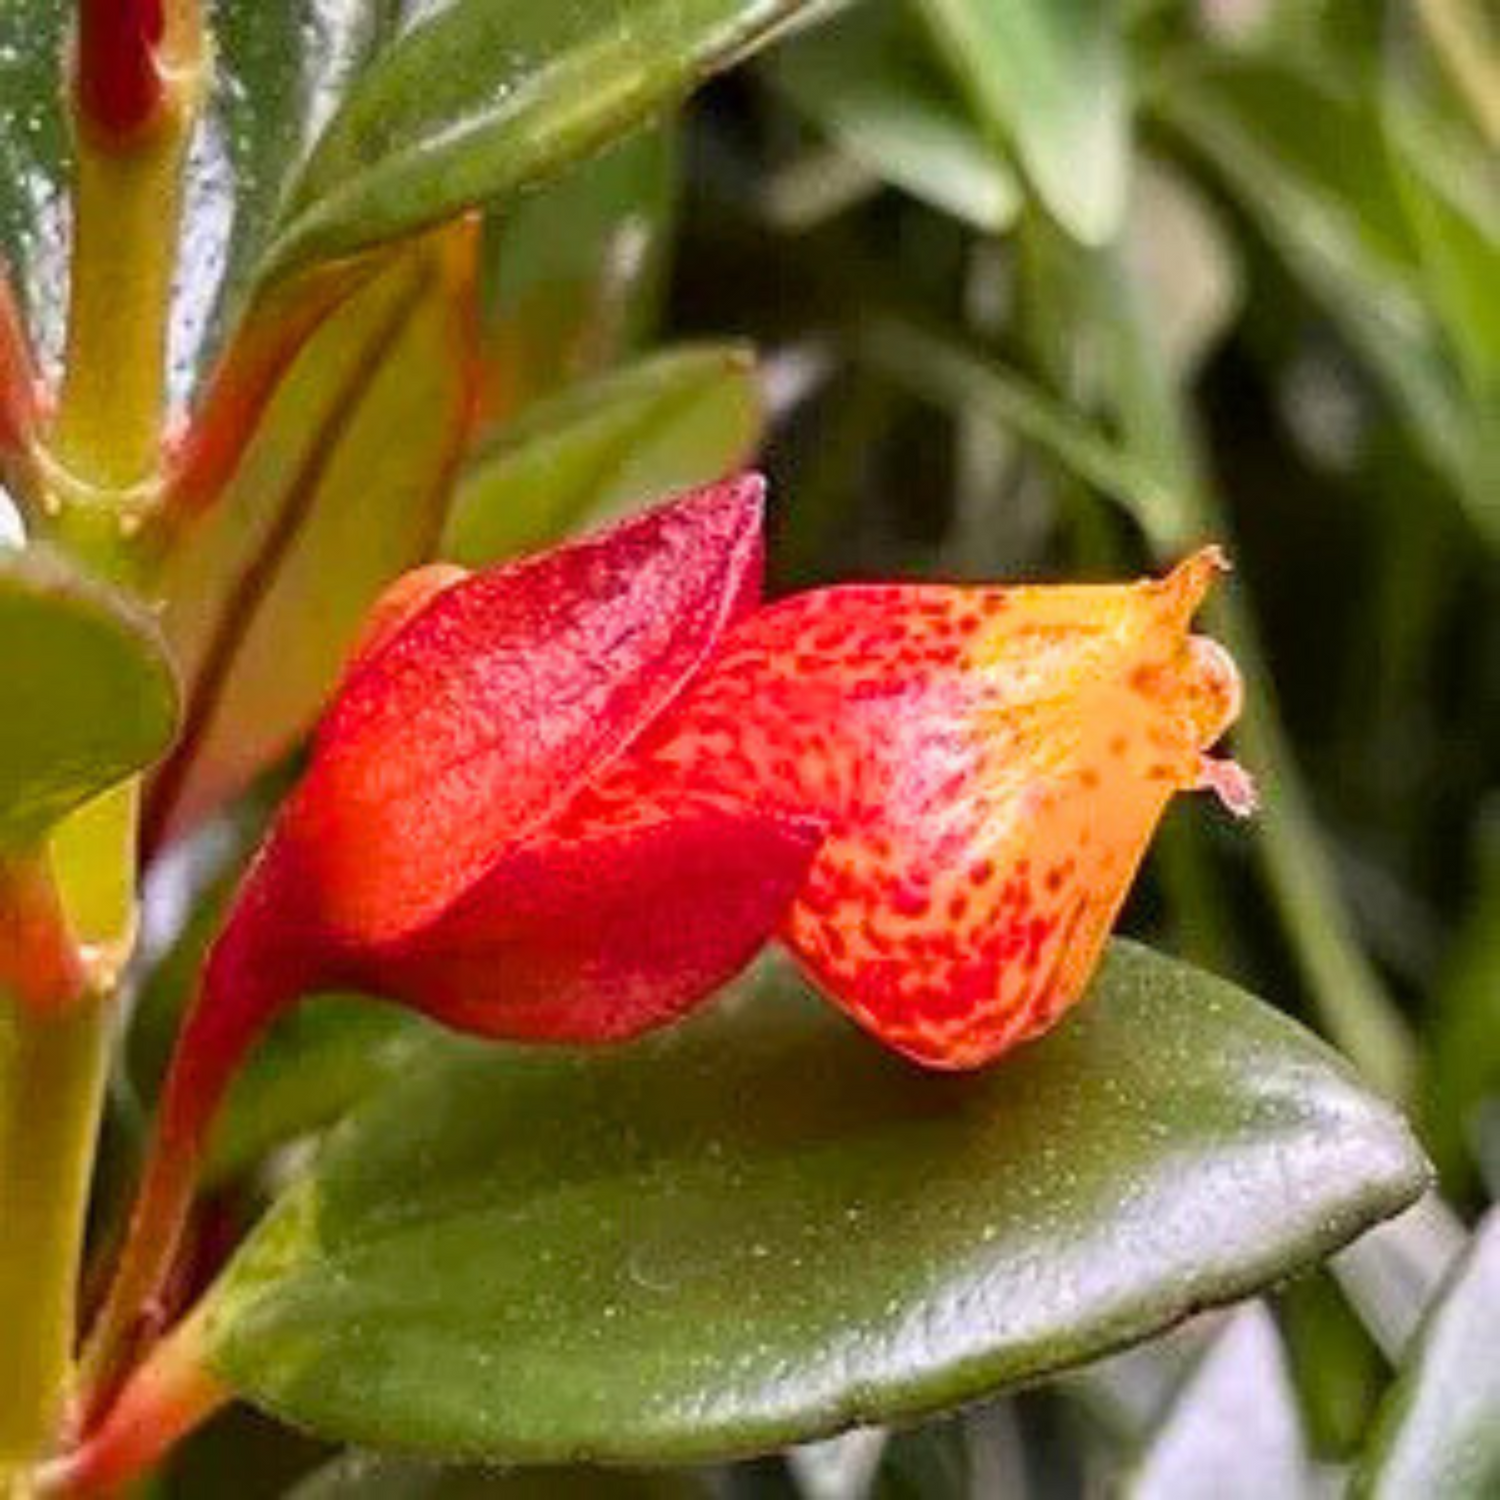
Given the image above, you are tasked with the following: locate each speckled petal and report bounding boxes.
[275,477,767,947]
[583,550,1249,1067]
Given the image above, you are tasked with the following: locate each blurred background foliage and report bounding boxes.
[18,0,1493,1493]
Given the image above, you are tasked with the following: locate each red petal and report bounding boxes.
[279,477,766,946]
[361,797,823,1042]
[587,556,1245,1068]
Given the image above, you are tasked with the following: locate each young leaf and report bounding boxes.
[912,0,1129,245]
[0,0,69,378]
[1156,58,1500,547]
[476,124,679,429]
[147,223,478,849]
[0,547,178,850]
[1353,1211,1500,1499]
[193,944,1425,1463]
[768,0,1020,234]
[258,0,820,286]
[445,344,763,565]
[183,0,401,383]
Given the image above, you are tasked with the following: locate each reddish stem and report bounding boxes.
[76,0,166,143]
[41,1318,228,1497]
[0,267,39,464]
[0,854,86,1018]
[77,857,306,1429]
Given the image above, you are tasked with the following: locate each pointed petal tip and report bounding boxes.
[1197,755,1258,818]
[1157,544,1232,621]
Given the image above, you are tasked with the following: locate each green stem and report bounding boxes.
[41,0,206,577]
[0,996,110,1473]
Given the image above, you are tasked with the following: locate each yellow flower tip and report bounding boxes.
[1151,543,1232,624]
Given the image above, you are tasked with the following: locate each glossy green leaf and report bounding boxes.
[290,1453,717,1499]
[445,344,762,565]
[477,124,679,429]
[0,547,178,849]
[186,0,400,381]
[913,0,1129,244]
[1126,1306,1308,1498]
[0,0,69,375]
[147,225,476,847]
[260,0,819,285]
[197,943,1425,1463]
[1354,1211,1500,1499]
[1157,58,1500,547]
[768,0,1019,233]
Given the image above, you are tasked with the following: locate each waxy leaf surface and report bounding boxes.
[0,548,178,849]
[198,944,1425,1463]
[260,0,819,284]
[446,345,763,566]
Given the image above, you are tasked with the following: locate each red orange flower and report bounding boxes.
[88,475,1251,1407]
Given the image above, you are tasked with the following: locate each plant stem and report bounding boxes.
[38,1313,228,1499]
[42,0,206,574]
[0,4,210,1485]
[0,991,108,1474]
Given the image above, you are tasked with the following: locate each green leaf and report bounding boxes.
[768,0,1019,233]
[1126,1307,1308,1498]
[476,124,679,427]
[444,344,763,566]
[259,0,819,286]
[289,1453,718,1499]
[147,225,476,846]
[1156,58,1500,547]
[0,547,178,850]
[913,0,1130,244]
[0,0,69,373]
[197,943,1425,1463]
[188,0,401,379]
[1354,1211,1500,1499]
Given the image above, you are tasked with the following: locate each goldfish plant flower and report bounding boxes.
[88,473,1252,1414]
